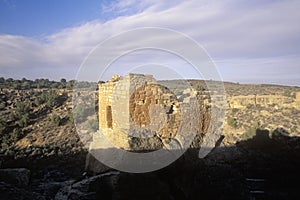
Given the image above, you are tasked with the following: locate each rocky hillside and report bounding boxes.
[0,77,300,199]
[0,87,84,159]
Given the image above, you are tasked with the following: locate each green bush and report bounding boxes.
[17,113,29,127]
[11,128,23,142]
[35,96,45,106]
[50,114,61,126]
[45,90,60,107]
[1,128,23,145]
[10,101,31,127]
[196,84,205,91]
[67,112,74,124]
[51,82,61,89]
[242,122,260,140]
[66,80,75,90]
[227,117,238,128]
[283,89,292,97]
[15,101,30,114]
[12,82,21,90]
[21,81,30,89]
[35,90,60,107]
[9,112,17,121]
[0,116,7,132]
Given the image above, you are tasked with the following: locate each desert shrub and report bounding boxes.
[35,96,45,106]
[227,117,238,128]
[1,135,9,145]
[196,84,205,91]
[242,122,260,140]
[0,116,7,132]
[246,104,255,109]
[231,108,240,114]
[10,101,31,127]
[8,112,17,121]
[51,82,63,89]
[12,82,21,90]
[15,101,30,114]
[66,80,75,90]
[10,128,23,142]
[75,81,95,88]
[17,113,29,127]
[35,90,60,107]
[34,78,50,88]
[50,114,61,126]
[59,78,67,89]
[67,112,74,124]
[21,81,30,89]
[1,128,23,145]
[6,78,13,83]
[283,89,292,97]
[45,90,60,107]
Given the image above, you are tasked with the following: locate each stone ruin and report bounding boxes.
[86,73,212,173]
[97,73,184,150]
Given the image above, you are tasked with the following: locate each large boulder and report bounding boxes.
[55,171,120,200]
[55,171,172,200]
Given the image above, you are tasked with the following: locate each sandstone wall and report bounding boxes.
[98,75,130,149]
[129,83,181,139]
[98,76,118,130]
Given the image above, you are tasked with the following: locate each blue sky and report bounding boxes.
[0,0,299,85]
[0,0,114,36]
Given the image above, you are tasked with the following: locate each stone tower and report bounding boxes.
[98,73,181,150]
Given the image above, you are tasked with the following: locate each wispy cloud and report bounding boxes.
[216,55,300,85]
[0,0,299,85]
[101,0,180,16]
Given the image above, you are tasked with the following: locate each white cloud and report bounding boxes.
[0,0,299,84]
[101,0,181,16]
[216,55,300,85]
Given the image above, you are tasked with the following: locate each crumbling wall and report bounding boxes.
[129,83,181,139]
